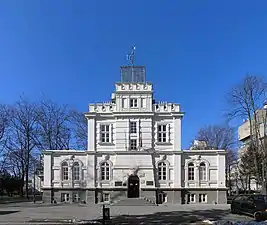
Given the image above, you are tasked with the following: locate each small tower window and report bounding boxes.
[130,99,138,108]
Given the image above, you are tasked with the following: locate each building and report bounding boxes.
[42,57,227,204]
[228,159,259,194]
[31,169,44,193]
[238,107,267,153]
[237,105,267,192]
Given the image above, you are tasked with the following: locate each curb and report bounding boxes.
[143,197,157,205]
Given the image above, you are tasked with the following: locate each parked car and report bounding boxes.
[231,194,267,221]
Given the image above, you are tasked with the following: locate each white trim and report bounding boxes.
[157,160,170,181]
[99,123,113,144]
[98,160,113,181]
[187,193,196,203]
[199,193,207,203]
[61,160,69,181]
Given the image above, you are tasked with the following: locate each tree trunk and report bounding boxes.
[19,178,24,197]
[25,163,29,199]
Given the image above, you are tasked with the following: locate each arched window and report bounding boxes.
[73,162,80,181]
[100,162,110,181]
[62,161,68,180]
[158,162,167,180]
[188,162,194,181]
[199,162,206,181]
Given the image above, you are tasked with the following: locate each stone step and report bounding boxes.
[112,198,155,206]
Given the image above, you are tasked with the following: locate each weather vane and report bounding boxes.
[127,46,136,66]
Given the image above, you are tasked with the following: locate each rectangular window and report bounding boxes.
[103,193,110,202]
[199,166,206,181]
[63,167,68,180]
[158,163,167,181]
[157,124,167,143]
[158,192,167,204]
[187,194,195,203]
[122,98,127,108]
[61,193,70,202]
[130,121,137,133]
[130,98,138,108]
[73,166,80,181]
[130,139,137,150]
[100,124,110,143]
[188,167,194,181]
[141,98,146,108]
[101,164,110,181]
[158,169,167,180]
[199,194,207,203]
[73,193,80,202]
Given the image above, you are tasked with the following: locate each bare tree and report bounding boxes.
[69,110,87,149]
[5,97,39,198]
[226,75,267,187]
[3,149,26,196]
[192,124,236,162]
[0,104,10,172]
[192,124,237,193]
[35,99,71,150]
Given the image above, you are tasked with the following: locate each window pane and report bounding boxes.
[158,125,168,143]
[100,124,111,143]
[130,122,137,133]
[130,139,137,150]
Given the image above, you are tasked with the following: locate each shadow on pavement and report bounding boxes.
[109,209,230,224]
[0,210,20,215]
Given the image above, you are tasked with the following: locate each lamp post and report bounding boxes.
[33,159,36,203]
[262,102,267,194]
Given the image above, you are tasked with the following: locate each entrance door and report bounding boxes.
[127,175,140,198]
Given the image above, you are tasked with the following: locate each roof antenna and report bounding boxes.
[127,46,136,66]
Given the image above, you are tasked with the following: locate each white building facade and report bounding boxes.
[42,65,227,204]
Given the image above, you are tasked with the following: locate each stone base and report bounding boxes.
[181,188,227,204]
[42,188,227,205]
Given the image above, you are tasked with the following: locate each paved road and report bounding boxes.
[0,202,258,224]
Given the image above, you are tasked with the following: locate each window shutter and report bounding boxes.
[138,119,142,148]
[155,123,158,143]
[97,123,101,143]
[110,124,113,143]
[168,124,171,143]
[128,118,131,150]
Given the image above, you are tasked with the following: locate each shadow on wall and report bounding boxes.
[92,209,230,225]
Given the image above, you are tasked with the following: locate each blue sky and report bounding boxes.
[0,0,267,149]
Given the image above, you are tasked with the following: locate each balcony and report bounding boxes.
[115,82,152,92]
[89,102,115,113]
[153,102,180,113]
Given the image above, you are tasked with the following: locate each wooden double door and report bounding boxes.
[127,175,140,198]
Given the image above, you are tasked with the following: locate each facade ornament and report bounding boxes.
[103,154,110,161]
[194,155,201,167]
[69,155,75,167]
[159,154,167,161]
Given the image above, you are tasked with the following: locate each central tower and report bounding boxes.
[120,46,146,83]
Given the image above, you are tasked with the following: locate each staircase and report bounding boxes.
[112,197,156,206]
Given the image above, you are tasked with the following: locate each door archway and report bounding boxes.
[127,175,140,198]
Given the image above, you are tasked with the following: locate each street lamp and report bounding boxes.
[262,102,267,194]
[33,159,36,203]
